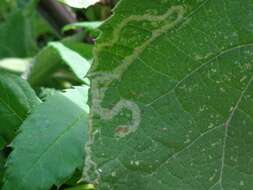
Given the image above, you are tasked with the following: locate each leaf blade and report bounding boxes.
[0,71,40,143]
[28,42,92,87]
[86,0,253,189]
[3,86,89,190]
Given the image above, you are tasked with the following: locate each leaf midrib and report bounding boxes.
[218,75,253,189]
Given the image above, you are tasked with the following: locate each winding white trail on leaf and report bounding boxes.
[91,5,185,137]
[83,0,215,182]
[83,5,186,183]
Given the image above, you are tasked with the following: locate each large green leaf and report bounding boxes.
[3,86,89,190]
[0,71,40,143]
[85,0,253,189]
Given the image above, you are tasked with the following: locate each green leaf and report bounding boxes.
[50,43,91,82]
[0,10,37,58]
[63,22,103,40]
[0,71,40,143]
[65,184,95,190]
[0,137,5,150]
[0,151,6,187]
[17,0,38,9]
[3,86,89,190]
[62,39,93,60]
[0,0,15,20]
[85,0,253,189]
[63,21,103,31]
[58,0,100,9]
[28,42,92,87]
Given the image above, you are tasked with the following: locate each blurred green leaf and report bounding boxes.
[65,184,95,190]
[28,42,92,87]
[17,0,38,9]
[0,71,40,144]
[0,0,16,20]
[50,43,91,82]
[63,21,103,32]
[0,137,5,150]
[0,151,6,187]
[0,58,31,75]
[0,11,37,58]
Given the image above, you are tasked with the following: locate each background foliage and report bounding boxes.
[0,0,116,189]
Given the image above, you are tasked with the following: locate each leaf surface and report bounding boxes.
[0,151,6,187]
[86,0,253,189]
[0,10,37,58]
[3,86,89,190]
[0,71,40,143]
